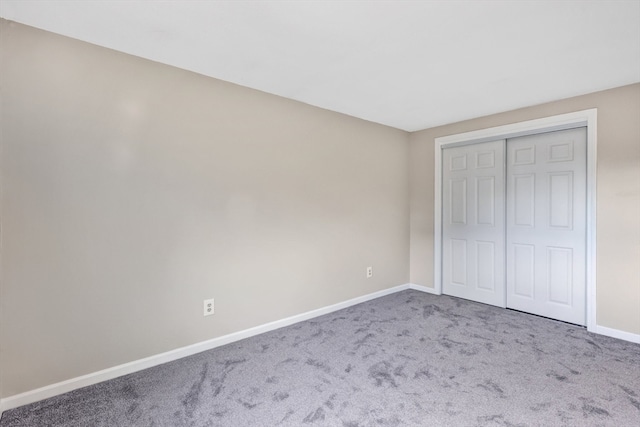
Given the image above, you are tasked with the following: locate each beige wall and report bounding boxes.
[0,20,410,397]
[409,83,640,335]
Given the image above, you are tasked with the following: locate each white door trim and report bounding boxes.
[434,109,597,332]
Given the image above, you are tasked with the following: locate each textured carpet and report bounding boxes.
[2,290,639,426]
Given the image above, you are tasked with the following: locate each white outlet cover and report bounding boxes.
[203,298,214,316]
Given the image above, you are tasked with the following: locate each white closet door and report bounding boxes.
[442,140,506,307]
[506,128,587,325]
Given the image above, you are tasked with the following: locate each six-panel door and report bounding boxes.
[442,140,506,307]
[506,128,587,325]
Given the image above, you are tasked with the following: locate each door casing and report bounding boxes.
[434,109,597,332]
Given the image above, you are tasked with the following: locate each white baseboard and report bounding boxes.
[3,284,637,415]
[0,283,412,414]
[592,325,640,344]
[408,283,441,295]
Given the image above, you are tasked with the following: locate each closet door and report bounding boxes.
[442,140,506,307]
[506,128,587,325]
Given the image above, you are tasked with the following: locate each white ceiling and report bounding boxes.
[1,1,639,131]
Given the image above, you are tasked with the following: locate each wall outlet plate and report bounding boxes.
[203,298,214,316]
[367,266,373,278]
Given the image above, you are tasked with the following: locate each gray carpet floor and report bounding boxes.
[1,290,639,426]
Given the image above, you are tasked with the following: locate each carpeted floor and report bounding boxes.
[2,290,639,426]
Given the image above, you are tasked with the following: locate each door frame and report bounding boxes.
[434,109,597,332]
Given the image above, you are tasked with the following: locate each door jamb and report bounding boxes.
[434,109,597,332]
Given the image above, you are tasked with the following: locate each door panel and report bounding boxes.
[451,239,467,285]
[477,177,496,225]
[450,179,467,224]
[513,244,535,298]
[506,127,587,325]
[476,241,495,291]
[514,174,535,226]
[442,140,506,307]
[547,247,572,304]
[548,172,573,228]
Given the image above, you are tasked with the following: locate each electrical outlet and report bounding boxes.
[203,298,214,316]
[367,266,373,278]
